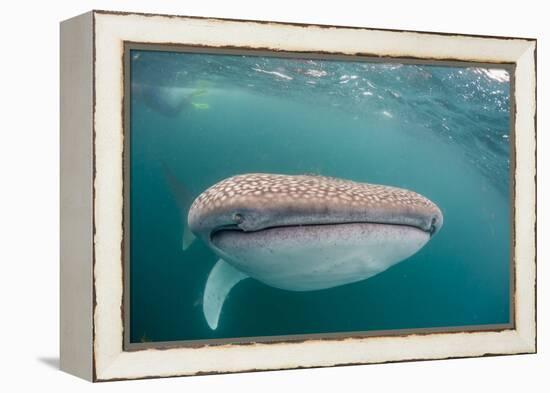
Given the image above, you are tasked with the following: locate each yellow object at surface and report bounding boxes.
[191,102,210,110]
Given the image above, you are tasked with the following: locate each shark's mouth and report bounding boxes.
[209,218,438,244]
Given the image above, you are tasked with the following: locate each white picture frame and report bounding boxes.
[60,10,536,381]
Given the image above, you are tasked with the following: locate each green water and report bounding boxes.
[129,50,511,343]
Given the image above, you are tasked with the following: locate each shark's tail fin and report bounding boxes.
[161,162,196,251]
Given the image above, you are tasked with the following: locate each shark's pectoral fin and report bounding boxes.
[203,259,249,330]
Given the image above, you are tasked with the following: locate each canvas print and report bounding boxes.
[127,47,512,345]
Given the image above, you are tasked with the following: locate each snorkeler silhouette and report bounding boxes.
[133,83,209,117]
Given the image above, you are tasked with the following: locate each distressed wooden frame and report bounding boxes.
[60,10,537,382]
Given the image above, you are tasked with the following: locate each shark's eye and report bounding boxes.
[232,213,244,224]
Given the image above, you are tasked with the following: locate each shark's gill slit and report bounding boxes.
[184,173,443,330]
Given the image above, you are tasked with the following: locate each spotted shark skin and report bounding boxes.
[187,173,443,330]
[189,173,442,236]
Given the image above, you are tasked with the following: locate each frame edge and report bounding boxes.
[91,11,538,380]
[60,11,95,382]
[512,40,537,354]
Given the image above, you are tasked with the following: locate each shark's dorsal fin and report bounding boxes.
[203,259,249,330]
[161,162,196,251]
[181,225,196,251]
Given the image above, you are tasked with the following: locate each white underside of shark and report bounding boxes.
[204,222,429,329]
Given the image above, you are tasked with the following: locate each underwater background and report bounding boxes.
[129,49,511,343]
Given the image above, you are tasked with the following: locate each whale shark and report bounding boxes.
[186,173,443,330]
